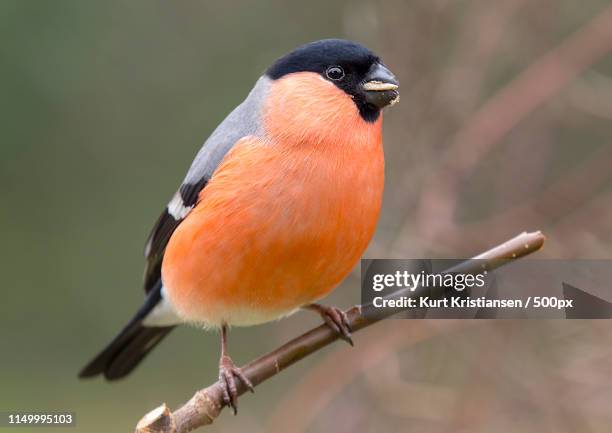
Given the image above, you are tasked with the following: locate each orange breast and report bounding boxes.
[162,72,384,326]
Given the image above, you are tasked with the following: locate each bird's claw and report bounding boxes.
[308,304,353,346]
[218,355,254,415]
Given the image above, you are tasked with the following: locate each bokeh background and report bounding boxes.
[2,1,612,432]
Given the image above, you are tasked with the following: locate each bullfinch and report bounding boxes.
[79,39,399,412]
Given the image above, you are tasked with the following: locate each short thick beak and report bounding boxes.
[362,63,400,109]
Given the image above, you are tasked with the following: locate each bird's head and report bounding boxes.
[265,39,399,127]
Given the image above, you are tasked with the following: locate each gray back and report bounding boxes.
[184,75,271,184]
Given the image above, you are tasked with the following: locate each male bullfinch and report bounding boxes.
[79,39,399,412]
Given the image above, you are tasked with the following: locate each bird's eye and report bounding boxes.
[326,66,345,81]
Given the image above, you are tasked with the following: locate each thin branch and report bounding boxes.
[136,231,545,433]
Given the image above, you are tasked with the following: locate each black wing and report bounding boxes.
[143,177,209,293]
[141,75,268,293]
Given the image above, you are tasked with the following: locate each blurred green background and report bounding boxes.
[2,1,612,432]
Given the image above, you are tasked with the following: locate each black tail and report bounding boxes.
[79,283,175,380]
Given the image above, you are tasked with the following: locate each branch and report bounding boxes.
[136,231,545,433]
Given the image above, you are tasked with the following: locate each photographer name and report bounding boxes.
[373,296,523,309]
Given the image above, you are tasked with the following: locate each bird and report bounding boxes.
[79,39,399,413]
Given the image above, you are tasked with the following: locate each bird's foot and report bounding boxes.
[305,303,353,346]
[218,355,254,415]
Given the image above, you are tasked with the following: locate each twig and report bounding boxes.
[135,231,545,433]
